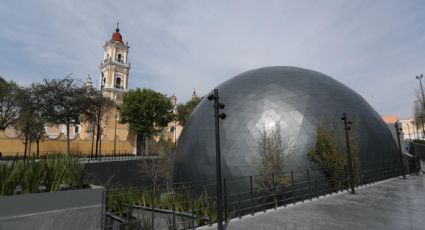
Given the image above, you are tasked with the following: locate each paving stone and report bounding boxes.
[200,175,425,230]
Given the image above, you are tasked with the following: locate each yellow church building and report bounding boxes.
[0,25,183,157]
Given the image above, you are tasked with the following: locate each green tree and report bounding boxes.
[176,96,201,125]
[252,123,292,194]
[0,78,22,130]
[308,124,360,189]
[81,87,115,157]
[119,88,174,155]
[38,77,89,155]
[17,84,46,157]
[413,91,425,138]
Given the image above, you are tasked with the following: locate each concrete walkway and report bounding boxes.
[201,174,425,230]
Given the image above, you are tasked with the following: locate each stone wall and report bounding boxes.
[83,159,155,187]
[0,131,171,157]
[0,131,134,157]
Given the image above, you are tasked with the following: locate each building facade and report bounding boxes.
[383,115,424,141]
[79,24,133,149]
[399,117,423,140]
[0,24,187,157]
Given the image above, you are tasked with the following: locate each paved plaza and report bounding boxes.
[201,172,425,230]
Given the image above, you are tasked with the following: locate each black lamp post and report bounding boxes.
[416,74,425,103]
[416,74,425,138]
[95,79,104,158]
[113,107,118,156]
[341,112,355,194]
[207,89,226,230]
[394,121,406,179]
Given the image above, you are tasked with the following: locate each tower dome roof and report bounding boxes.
[112,23,123,42]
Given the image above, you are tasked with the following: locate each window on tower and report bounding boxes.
[115,77,122,89]
[117,54,122,62]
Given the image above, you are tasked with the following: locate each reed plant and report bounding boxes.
[21,158,45,194]
[63,156,84,186]
[0,161,23,195]
[43,156,68,192]
[0,154,85,196]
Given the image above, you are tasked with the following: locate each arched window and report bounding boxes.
[102,76,106,88]
[117,54,122,62]
[115,77,121,88]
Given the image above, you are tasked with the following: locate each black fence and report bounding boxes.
[0,152,156,163]
[101,161,416,230]
[0,149,135,158]
[81,155,157,163]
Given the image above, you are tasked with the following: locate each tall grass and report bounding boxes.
[106,185,217,227]
[43,156,68,192]
[21,158,45,194]
[0,161,22,195]
[64,156,84,186]
[0,155,85,196]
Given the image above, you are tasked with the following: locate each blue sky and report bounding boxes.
[1,0,424,118]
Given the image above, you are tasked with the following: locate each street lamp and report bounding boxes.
[207,89,226,230]
[174,119,178,149]
[415,74,425,138]
[113,107,118,156]
[341,112,355,194]
[95,79,104,158]
[394,121,406,179]
[416,74,425,102]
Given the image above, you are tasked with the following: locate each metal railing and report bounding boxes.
[102,162,407,230]
[0,152,157,163]
[81,155,157,164]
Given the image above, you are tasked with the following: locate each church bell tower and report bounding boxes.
[99,23,131,102]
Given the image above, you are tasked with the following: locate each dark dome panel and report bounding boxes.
[175,66,398,184]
